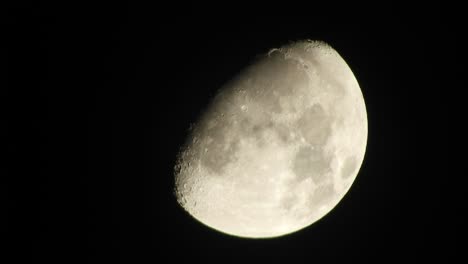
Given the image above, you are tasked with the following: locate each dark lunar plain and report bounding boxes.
[3,2,459,262]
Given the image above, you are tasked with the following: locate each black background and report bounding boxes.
[4,2,457,262]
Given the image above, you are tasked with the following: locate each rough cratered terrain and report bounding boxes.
[175,40,367,238]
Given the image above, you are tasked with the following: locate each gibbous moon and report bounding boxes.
[174,40,367,238]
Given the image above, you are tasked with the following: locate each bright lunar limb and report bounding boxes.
[174,40,367,238]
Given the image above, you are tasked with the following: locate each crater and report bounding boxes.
[292,146,331,184]
[341,156,358,179]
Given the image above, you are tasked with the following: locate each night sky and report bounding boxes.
[4,3,457,262]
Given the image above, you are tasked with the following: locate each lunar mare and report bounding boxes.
[174,40,367,238]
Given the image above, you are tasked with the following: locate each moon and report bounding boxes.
[174,40,367,238]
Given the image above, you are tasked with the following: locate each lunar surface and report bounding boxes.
[174,40,367,238]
